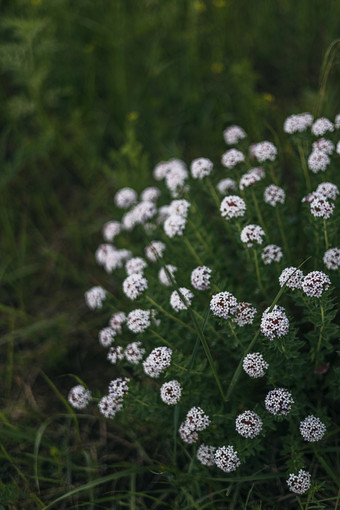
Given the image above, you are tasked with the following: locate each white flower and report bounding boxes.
[210,291,238,319]
[109,311,126,333]
[220,195,246,220]
[85,286,107,310]
[114,187,137,209]
[196,444,216,466]
[335,114,340,129]
[102,221,121,242]
[265,388,294,416]
[217,178,237,194]
[164,214,187,238]
[157,205,171,225]
[287,470,311,495]
[122,273,148,300]
[308,150,330,173]
[310,195,334,219]
[164,159,188,195]
[261,305,289,340]
[300,415,326,442]
[159,265,177,286]
[145,241,166,262]
[169,199,191,217]
[153,161,170,181]
[316,182,339,200]
[243,352,269,378]
[107,346,124,364]
[98,327,116,348]
[235,410,263,438]
[185,406,210,431]
[215,445,240,473]
[223,125,247,145]
[264,184,286,206]
[191,266,212,290]
[170,287,194,311]
[132,201,157,224]
[141,186,161,202]
[261,244,283,264]
[233,302,257,326]
[240,224,265,247]
[68,385,92,410]
[191,157,213,179]
[143,346,172,378]
[239,167,264,190]
[302,271,331,298]
[279,267,304,290]
[126,309,151,333]
[312,117,334,136]
[98,395,123,419]
[179,421,198,444]
[221,149,245,168]
[284,113,313,134]
[108,377,130,400]
[122,210,138,231]
[323,247,340,270]
[253,141,277,162]
[125,257,147,276]
[312,138,335,155]
[160,380,182,405]
[125,341,145,364]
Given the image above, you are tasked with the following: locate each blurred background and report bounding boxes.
[0,0,340,505]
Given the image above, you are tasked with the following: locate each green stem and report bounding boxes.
[235,220,250,261]
[251,188,268,239]
[145,295,196,334]
[206,177,221,209]
[183,236,203,265]
[298,141,311,192]
[187,218,214,258]
[253,248,269,299]
[275,206,290,261]
[269,163,278,186]
[315,304,325,367]
[323,218,329,251]
[150,329,174,349]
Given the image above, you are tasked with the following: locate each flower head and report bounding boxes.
[98,327,116,348]
[164,214,187,238]
[98,395,123,419]
[221,149,245,169]
[312,138,335,155]
[132,201,157,224]
[210,291,238,319]
[170,287,194,311]
[107,346,124,364]
[279,267,304,290]
[140,186,161,202]
[235,410,263,438]
[261,305,289,340]
[127,309,151,334]
[261,244,283,264]
[220,195,246,220]
[169,199,190,218]
[160,380,182,405]
[109,311,126,333]
[243,352,269,378]
[265,388,294,416]
[191,157,213,179]
[125,257,147,276]
[264,185,286,206]
[102,221,121,242]
[316,182,339,200]
[191,266,212,290]
[287,470,311,495]
[310,194,334,219]
[253,141,277,162]
[214,445,240,473]
[185,406,211,431]
[302,271,331,298]
[123,273,148,300]
[240,224,265,247]
[125,341,145,364]
[158,264,177,286]
[145,241,166,262]
[114,187,137,209]
[308,150,330,173]
[312,117,334,136]
[197,444,216,466]
[179,421,198,444]
[233,302,257,326]
[323,247,340,270]
[239,167,264,190]
[108,377,130,400]
[143,346,172,378]
[300,415,326,442]
[223,125,247,145]
[85,286,107,310]
[68,385,92,410]
[217,178,237,194]
[284,113,313,134]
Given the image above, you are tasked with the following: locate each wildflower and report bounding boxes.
[125,257,147,276]
[210,291,238,319]
[153,161,170,181]
[164,214,187,238]
[279,267,304,290]
[143,346,172,378]
[223,125,247,145]
[302,271,331,298]
[217,178,237,194]
[158,264,177,286]
[179,421,198,444]
[239,167,264,190]
[240,224,265,247]
[132,201,157,224]
[169,199,190,217]
[85,286,107,310]
[160,380,182,405]
[114,187,137,209]
[145,240,166,262]
[107,346,124,364]
[221,149,245,168]
[287,470,311,494]
[253,141,277,162]
[102,221,121,242]
[233,302,257,326]
[196,444,216,466]
[95,244,118,267]
[264,184,286,206]
[283,113,313,133]
[323,247,340,270]
[311,117,334,136]
[191,157,213,179]
[215,445,240,473]
[265,388,294,416]
[108,377,130,400]
[191,266,212,290]
[243,352,269,378]
[98,395,123,419]
[299,415,326,442]
[122,273,148,300]
[68,385,92,410]
[220,195,246,220]
[151,309,161,327]
[122,210,138,230]
[235,410,263,438]
[164,159,188,196]
[316,182,339,200]
[312,138,335,155]
[140,186,161,202]
[109,311,126,333]
[98,327,116,348]
[310,195,334,219]
[170,287,194,311]
[185,406,211,431]
[308,150,330,173]
[261,305,289,340]
[261,244,283,264]
[125,341,146,364]
[126,309,151,334]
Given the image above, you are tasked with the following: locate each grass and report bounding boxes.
[0,0,340,507]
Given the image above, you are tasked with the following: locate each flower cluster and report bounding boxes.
[235,410,263,438]
[253,141,277,162]
[264,184,285,206]
[179,406,210,444]
[223,125,247,145]
[279,267,304,290]
[261,305,289,340]
[265,388,294,416]
[210,291,238,319]
[233,302,257,326]
[85,286,107,310]
[214,445,240,473]
[127,309,151,333]
[284,113,313,133]
[302,271,331,298]
[240,224,265,247]
[243,352,269,378]
[160,380,182,405]
[191,157,213,179]
[286,470,311,495]
[261,244,283,264]
[143,346,172,378]
[123,273,148,300]
[221,149,245,168]
[196,444,216,466]
[299,415,326,442]
[220,195,246,220]
[68,385,92,410]
[323,247,340,270]
[170,287,194,311]
[191,266,212,290]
